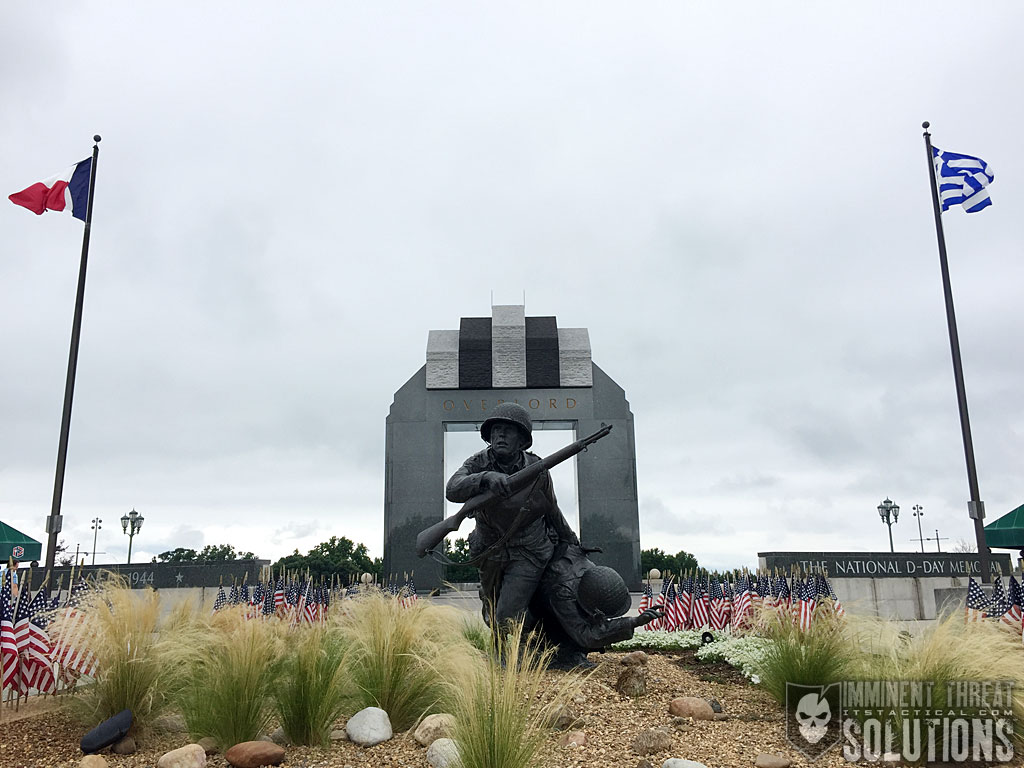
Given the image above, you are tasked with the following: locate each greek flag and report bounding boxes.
[932,146,994,213]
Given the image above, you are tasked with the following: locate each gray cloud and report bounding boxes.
[3,3,1023,574]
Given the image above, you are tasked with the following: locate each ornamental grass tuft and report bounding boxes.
[334,591,479,731]
[451,622,582,768]
[273,626,349,746]
[58,576,201,731]
[756,606,853,708]
[176,609,283,749]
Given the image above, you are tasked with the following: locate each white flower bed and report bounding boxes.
[609,629,705,652]
[694,634,771,681]
[609,628,771,682]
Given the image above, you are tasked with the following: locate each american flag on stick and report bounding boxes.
[985,577,1010,622]
[637,581,652,617]
[965,577,990,623]
[664,582,679,631]
[691,576,710,630]
[14,576,56,694]
[50,576,99,680]
[677,573,692,630]
[1,568,20,694]
[1004,575,1023,630]
[797,575,817,632]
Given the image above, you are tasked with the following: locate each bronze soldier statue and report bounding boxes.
[445,402,579,629]
[532,542,663,669]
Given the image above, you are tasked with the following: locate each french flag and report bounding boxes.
[9,158,92,220]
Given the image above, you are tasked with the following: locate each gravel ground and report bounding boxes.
[0,650,863,768]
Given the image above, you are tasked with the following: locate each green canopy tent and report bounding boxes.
[0,521,43,561]
[983,503,1024,549]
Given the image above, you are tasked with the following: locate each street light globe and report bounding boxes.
[360,572,373,585]
[648,568,661,580]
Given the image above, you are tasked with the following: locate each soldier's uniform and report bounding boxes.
[445,405,578,628]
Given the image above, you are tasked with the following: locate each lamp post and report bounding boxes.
[90,517,102,565]
[120,508,144,565]
[912,505,925,553]
[878,498,900,553]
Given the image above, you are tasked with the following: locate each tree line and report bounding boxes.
[144,537,697,585]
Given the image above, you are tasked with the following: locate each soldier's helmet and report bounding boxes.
[480,402,533,449]
[577,565,632,618]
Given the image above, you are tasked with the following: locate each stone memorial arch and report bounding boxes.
[383,305,641,591]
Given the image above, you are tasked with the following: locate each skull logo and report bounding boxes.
[795,692,832,744]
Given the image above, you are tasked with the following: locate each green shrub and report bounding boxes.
[451,623,577,768]
[335,592,478,731]
[757,610,853,708]
[177,613,282,749]
[273,627,349,746]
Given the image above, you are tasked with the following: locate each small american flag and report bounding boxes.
[50,577,99,680]
[212,586,227,613]
[637,581,652,615]
[651,578,669,630]
[719,578,733,628]
[1,570,19,692]
[986,578,1010,622]
[664,582,679,631]
[965,577,990,623]
[1004,575,1023,629]
[708,578,727,630]
[262,582,275,616]
[14,582,56,693]
[798,577,817,632]
[677,574,692,630]
[274,578,285,610]
[775,573,791,618]
[691,577,710,630]
[228,583,239,605]
[732,572,752,629]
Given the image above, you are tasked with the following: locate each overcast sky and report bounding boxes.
[3,4,1022,572]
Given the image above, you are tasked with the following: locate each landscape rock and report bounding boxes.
[754,754,792,768]
[616,665,647,697]
[224,740,286,767]
[157,743,206,768]
[345,706,393,746]
[662,760,710,768]
[112,735,137,755]
[80,757,108,768]
[713,713,729,721]
[413,713,456,746]
[330,729,348,741]
[152,712,188,733]
[668,697,715,720]
[621,650,650,666]
[545,702,580,730]
[707,698,723,713]
[268,726,288,744]
[425,737,460,768]
[631,728,673,756]
[81,709,133,754]
[558,730,588,747]
[198,737,219,754]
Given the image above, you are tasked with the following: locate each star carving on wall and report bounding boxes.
[175,572,184,585]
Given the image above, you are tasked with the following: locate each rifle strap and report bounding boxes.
[427,473,545,568]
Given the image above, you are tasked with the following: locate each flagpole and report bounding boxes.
[44,136,101,574]
[921,121,991,583]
